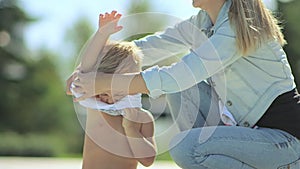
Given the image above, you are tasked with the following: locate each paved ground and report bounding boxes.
[0,157,181,169]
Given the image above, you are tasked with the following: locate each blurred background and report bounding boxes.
[0,0,299,162]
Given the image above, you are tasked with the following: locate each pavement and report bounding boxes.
[0,157,181,169]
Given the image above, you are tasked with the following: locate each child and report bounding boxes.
[71,11,156,169]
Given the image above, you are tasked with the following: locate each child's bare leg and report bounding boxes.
[82,109,138,169]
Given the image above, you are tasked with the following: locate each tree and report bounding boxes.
[124,0,168,41]
[0,0,83,156]
[0,0,34,132]
[278,0,300,87]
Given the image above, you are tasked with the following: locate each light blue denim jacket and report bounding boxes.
[134,0,296,127]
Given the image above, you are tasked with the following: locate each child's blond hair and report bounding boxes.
[97,41,142,74]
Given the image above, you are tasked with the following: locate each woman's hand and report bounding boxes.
[72,71,103,102]
[65,68,80,95]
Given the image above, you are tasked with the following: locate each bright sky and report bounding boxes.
[20,0,198,53]
[20,0,277,54]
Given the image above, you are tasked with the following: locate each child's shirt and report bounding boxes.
[71,83,142,116]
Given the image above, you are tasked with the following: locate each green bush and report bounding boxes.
[155,151,173,161]
[0,132,68,157]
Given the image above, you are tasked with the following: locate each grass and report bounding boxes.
[57,151,173,161]
[0,131,174,161]
[155,151,173,161]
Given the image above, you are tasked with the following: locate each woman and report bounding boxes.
[67,0,300,168]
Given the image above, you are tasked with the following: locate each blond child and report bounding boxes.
[71,11,156,169]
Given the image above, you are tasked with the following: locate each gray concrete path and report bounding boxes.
[0,157,181,169]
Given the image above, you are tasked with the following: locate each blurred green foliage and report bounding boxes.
[155,151,172,161]
[0,132,64,157]
[0,0,83,156]
[279,0,300,86]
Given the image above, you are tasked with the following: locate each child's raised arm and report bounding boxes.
[80,10,123,73]
[122,108,157,167]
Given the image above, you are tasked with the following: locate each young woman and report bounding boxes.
[67,0,300,168]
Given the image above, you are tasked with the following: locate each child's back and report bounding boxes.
[83,109,138,169]
[82,41,155,169]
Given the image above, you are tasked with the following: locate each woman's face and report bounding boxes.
[192,0,213,9]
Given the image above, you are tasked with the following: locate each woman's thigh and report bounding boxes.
[169,126,300,169]
[166,81,222,131]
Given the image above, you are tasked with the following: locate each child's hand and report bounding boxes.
[98,10,123,35]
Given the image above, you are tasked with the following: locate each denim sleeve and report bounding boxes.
[141,26,242,99]
[134,15,200,66]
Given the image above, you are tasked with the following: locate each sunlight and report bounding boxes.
[0,31,10,47]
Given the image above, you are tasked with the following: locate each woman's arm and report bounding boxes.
[67,11,200,95]
[73,72,148,102]
[139,32,241,98]
[73,14,242,100]
[73,23,240,100]
[133,11,203,66]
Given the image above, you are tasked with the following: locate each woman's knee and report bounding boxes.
[168,127,236,168]
[169,131,194,168]
[169,129,209,169]
[169,128,253,169]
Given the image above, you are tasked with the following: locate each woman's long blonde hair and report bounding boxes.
[229,0,286,55]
